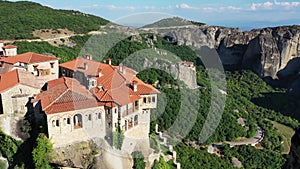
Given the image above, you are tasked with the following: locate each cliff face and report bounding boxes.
[155,25,300,80]
[286,129,300,169]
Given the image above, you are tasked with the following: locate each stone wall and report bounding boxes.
[46,106,106,147]
[1,84,39,115]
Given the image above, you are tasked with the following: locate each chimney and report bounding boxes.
[0,41,4,48]
[84,62,88,70]
[86,54,93,60]
[132,80,138,92]
[108,58,112,65]
[98,68,102,77]
[97,84,103,90]
[119,63,126,74]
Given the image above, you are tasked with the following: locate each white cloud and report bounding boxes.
[251,0,300,10]
[180,3,191,9]
[176,3,199,10]
[203,5,241,12]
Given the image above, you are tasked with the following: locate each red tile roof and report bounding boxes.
[0,69,42,92]
[2,44,17,49]
[34,77,98,114]
[60,57,160,108]
[60,56,114,77]
[1,52,58,64]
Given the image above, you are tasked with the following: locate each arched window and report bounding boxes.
[134,115,138,125]
[73,114,83,129]
[52,120,55,127]
[98,113,101,119]
[56,120,59,127]
[88,114,92,121]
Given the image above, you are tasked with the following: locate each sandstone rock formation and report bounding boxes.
[149,25,300,80]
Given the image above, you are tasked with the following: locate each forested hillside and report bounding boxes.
[0,1,108,39]
[7,27,300,168]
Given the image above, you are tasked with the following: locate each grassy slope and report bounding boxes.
[0,1,108,40]
[271,121,295,154]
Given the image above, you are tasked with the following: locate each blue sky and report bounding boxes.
[14,0,300,29]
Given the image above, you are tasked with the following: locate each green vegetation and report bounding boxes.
[8,30,300,168]
[0,161,6,169]
[224,144,286,168]
[132,151,146,169]
[142,17,193,28]
[152,156,176,169]
[271,120,295,154]
[32,133,54,169]
[112,124,125,150]
[0,129,22,162]
[14,41,80,63]
[175,143,234,169]
[0,1,108,39]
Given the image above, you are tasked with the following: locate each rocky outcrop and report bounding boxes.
[285,129,300,169]
[141,57,198,89]
[150,25,300,80]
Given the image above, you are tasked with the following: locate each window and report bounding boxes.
[67,118,70,124]
[50,62,55,68]
[115,108,117,114]
[152,96,156,103]
[98,113,101,119]
[88,114,92,121]
[56,120,59,127]
[33,65,38,71]
[143,97,147,103]
[147,97,151,103]
[52,120,55,127]
[40,69,50,76]
[63,118,67,125]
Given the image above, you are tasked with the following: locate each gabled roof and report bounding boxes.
[33,77,98,114]
[91,85,141,107]
[0,69,42,93]
[2,44,17,49]
[60,56,114,77]
[1,52,58,64]
[60,57,160,108]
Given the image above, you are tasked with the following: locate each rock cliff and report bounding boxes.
[150,25,300,80]
[286,129,300,169]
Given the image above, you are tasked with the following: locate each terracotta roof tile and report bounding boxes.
[60,56,114,77]
[34,77,98,114]
[0,69,42,92]
[1,52,57,64]
[2,44,17,49]
[60,57,160,108]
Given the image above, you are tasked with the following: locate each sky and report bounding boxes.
[13,0,300,30]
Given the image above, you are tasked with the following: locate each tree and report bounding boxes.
[32,133,53,169]
[152,156,171,169]
[132,151,146,169]
[112,124,125,150]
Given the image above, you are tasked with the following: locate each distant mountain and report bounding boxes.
[0,1,108,40]
[142,17,205,28]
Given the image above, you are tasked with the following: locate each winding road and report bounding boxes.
[226,126,264,147]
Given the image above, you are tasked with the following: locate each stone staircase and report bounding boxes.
[155,124,181,169]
